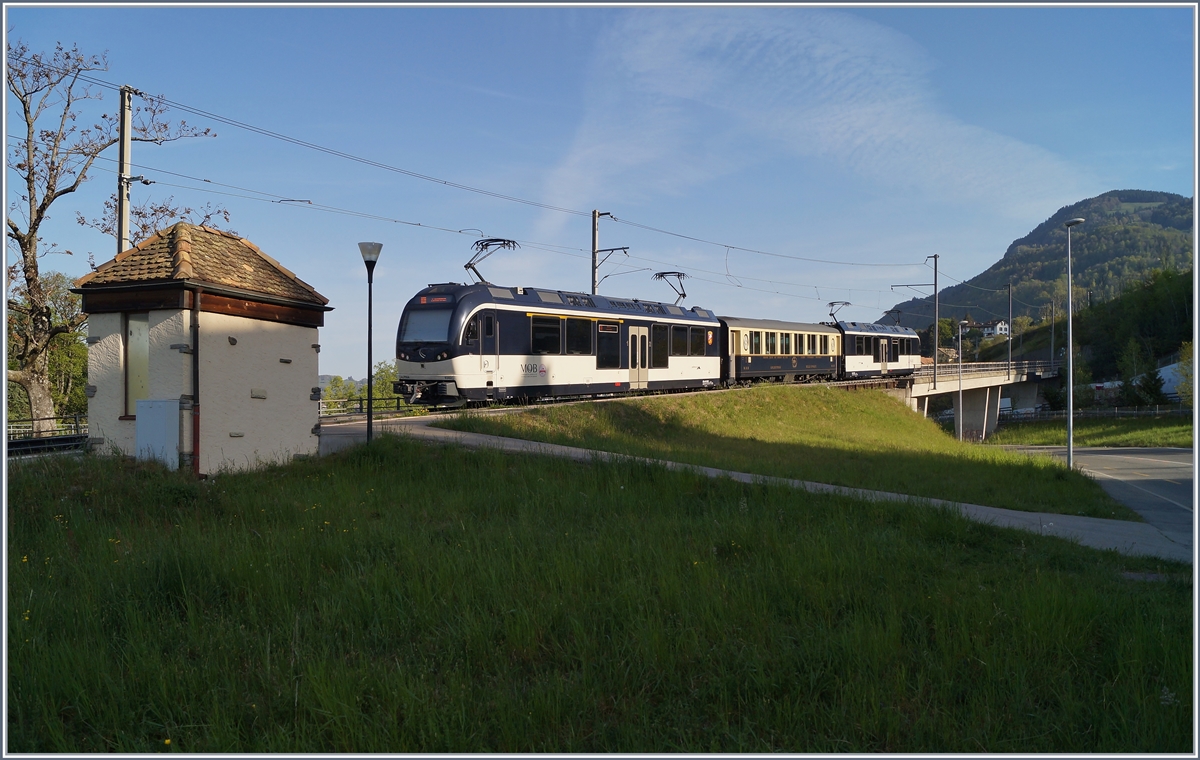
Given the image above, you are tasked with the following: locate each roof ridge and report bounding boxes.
[171,223,195,279]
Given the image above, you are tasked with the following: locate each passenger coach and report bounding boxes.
[718,317,841,384]
[394,283,722,405]
[837,321,922,378]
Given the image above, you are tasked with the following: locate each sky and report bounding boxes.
[5,4,1195,379]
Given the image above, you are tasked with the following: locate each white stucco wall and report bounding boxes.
[85,312,129,453]
[197,311,319,474]
[86,306,320,473]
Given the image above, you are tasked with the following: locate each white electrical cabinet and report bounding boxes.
[135,399,179,470]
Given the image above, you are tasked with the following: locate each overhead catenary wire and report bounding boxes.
[11,55,923,271]
[68,150,902,308]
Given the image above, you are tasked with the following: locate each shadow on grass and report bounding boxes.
[442,399,1137,521]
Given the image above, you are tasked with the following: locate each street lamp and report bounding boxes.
[359,242,383,443]
[1064,218,1084,469]
[958,320,968,441]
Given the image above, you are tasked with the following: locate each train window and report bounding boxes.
[689,327,705,356]
[807,334,816,354]
[484,315,494,338]
[750,331,762,354]
[671,325,688,356]
[566,318,593,355]
[531,316,561,354]
[780,333,791,354]
[399,308,454,343]
[597,323,620,368]
[820,335,828,355]
[651,325,670,368]
[766,332,776,354]
[462,317,479,344]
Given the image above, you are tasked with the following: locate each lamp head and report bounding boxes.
[359,241,383,263]
[1064,218,1085,228]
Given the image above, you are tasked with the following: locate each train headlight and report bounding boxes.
[438,351,449,361]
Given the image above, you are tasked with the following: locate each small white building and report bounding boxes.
[74,223,332,475]
[979,320,1009,339]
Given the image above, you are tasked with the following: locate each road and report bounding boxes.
[1006,446,1194,552]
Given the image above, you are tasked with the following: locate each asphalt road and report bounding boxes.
[1006,446,1194,548]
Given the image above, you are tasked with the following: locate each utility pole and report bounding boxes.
[117,85,134,254]
[1007,280,1012,379]
[1050,300,1055,368]
[930,254,939,389]
[591,210,612,295]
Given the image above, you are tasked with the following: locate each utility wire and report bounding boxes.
[11,55,924,271]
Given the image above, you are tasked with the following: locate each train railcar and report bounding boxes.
[394,283,722,405]
[836,321,921,378]
[717,317,841,384]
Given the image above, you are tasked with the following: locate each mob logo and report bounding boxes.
[519,363,545,375]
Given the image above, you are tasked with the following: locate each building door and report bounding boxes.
[480,311,499,390]
[629,326,648,389]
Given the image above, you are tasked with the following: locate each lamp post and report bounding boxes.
[957,320,968,441]
[359,242,383,443]
[1064,218,1084,469]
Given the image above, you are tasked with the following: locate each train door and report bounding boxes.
[629,326,648,389]
[878,335,889,374]
[480,310,499,388]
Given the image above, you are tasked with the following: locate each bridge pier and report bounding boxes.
[954,386,1000,442]
[1004,380,1041,413]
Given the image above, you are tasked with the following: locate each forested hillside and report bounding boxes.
[890,190,1193,327]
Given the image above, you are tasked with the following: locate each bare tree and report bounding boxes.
[77,194,236,247]
[6,39,215,431]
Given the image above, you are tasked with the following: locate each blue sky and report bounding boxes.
[6,5,1195,379]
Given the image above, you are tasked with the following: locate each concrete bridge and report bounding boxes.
[894,360,1061,441]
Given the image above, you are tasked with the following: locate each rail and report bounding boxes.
[6,414,89,456]
[318,397,420,418]
[999,404,1191,422]
[911,359,1059,382]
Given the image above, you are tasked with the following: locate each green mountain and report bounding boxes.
[889,190,1193,328]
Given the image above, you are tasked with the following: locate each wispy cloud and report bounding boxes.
[537,8,1091,237]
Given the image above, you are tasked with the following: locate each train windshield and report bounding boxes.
[398,308,454,343]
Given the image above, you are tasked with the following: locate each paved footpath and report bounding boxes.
[320,418,1193,565]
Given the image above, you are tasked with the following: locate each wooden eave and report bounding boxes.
[72,279,333,328]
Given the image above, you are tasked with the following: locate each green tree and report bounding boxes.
[1135,366,1168,406]
[1176,341,1193,408]
[7,271,87,420]
[1116,338,1148,406]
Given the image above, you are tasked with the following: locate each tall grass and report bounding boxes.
[7,439,1191,752]
[439,386,1138,520]
[987,416,1194,448]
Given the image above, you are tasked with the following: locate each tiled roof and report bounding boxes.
[75,223,328,306]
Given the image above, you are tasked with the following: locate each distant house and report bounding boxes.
[73,223,332,475]
[964,320,1009,339]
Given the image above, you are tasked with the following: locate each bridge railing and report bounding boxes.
[912,360,1060,381]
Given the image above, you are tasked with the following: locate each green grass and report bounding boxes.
[437,386,1139,521]
[7,439,1192,752]
[987,416,1194,448]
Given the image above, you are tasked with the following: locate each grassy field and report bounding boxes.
[987,416,1193,448]
[7,438,1192,752]
[437,386,1138,521]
